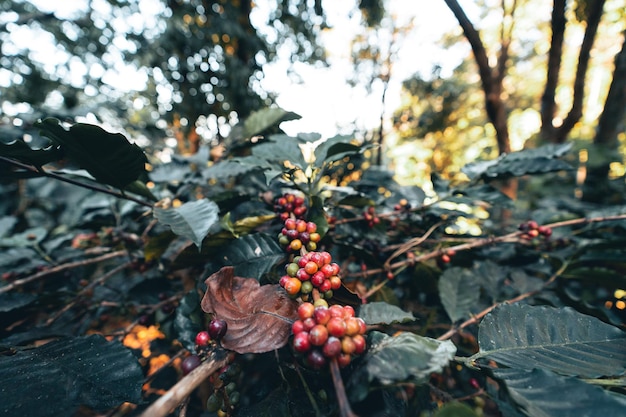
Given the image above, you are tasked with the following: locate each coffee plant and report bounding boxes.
[0,108,625,417]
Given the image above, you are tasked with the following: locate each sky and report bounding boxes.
[5,0,465,139]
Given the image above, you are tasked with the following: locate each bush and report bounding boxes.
[0,109,625,417]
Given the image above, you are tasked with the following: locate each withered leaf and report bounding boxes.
[201,266,298,354]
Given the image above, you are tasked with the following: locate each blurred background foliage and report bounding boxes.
[0,0,624,198]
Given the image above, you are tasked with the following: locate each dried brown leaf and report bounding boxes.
[201,266,298,354]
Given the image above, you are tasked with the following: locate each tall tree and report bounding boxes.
[539,0,607,143]
[0,0,327,149]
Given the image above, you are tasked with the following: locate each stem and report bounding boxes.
[330,357,358,417]
[139,349,230,417]
[295,364,323,417]
[0,156,153,208]
[0,250,129,294]
[437,260,569,341]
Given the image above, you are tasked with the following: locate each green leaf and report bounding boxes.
[349,331,456,402]
[493,368,626,417]
[0,335,143,416]
[0,139,62,167]
[153,199,220,249]
[438,267,481,323]
[462,143,573,181]
[0,227,48,248]
[433,402,481,417]
[36,118,147,188]
[471,304,626,377]
[313,135,360,167]
[203,160,260,179]
[242,107,301,138]
[251,135,307,171]
[358,301,415,325]
[0,293,37,313]
[173,290,204,352]
[221,233,285,280]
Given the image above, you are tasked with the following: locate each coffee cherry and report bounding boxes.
[181,354,202,375]
[309,324,329,346]
[337,353,352,368]
[195,330,211,346]
[322,336,342,358]
[341,336,356,354]
[284,277,302,296]
[298,302,315,320]
[293,331,311,353]
[306,349,327,369]
[286,262,299,277]
[208,319,228,340]
[326,317,346,337]
[301,281,314,294]
[352,334,366,354]
[313,299,329,308]
[313,307,331,325]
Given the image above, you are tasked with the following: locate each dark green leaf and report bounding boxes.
[174,290,204,352]
[236,388,292,417]
[221,233,285,280]
[251,135,307,171]
[0,227,47,248]
[358,301,415,325]
[493,368,626,417]
[472,304,626,377]
[153,199,220,249]
[203,160,260,179]
[314,135,359,167]
[242,107,301,138]
[349,331,456,402]
[438,267,481,322]
[0,335,142,417]
[0,216,17,239]
[36,118,147,188]
[0,139,62,167]
[0,293,37,313]
[462,143,573,181]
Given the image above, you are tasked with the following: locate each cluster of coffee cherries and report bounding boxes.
[292,302,367,369]
[180,318,228,375]
[280,251,342,300]
[363,206,380,228]
[518,220,552,239]
[278,218,322,252]
[274,192,307,220]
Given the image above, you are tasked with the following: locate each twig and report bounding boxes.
[351,213,626,279]
[0,250,129,294]
[45,261,133,325]
[436,260,569,341]
[383,221,443,270]
[0,156,154,208]
[330,357,358,417]
[139,350,230,417]
[294,363,323,417]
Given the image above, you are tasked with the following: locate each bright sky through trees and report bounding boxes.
[8,0,462,138]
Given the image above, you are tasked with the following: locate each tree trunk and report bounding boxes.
[539,0,566,142]
[540,0,606,143]
[443,0,512,155]
[582,31,626,203]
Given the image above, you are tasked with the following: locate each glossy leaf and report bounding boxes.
[358,301,415,325]
[349,331,456,401]
[36,118,147,188]
[438,267,481,323]
[242,107,301,138]
[0,139,62,167]
[493,368,626,417]
[220,233,285,280]
[0,335,142,416]
[314,135,361,167]
[201,266,298,353]
[472,304,626,377]
[153,199,219,249]
[462,143,573,181]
